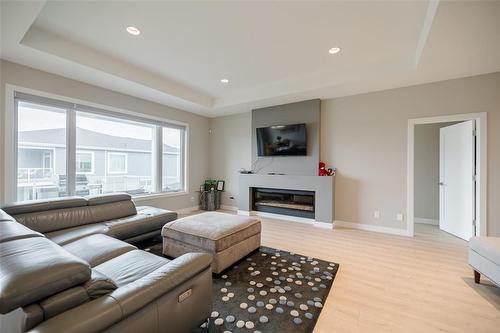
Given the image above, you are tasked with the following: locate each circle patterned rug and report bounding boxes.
[197,246,339,333]
[139,239,339,333]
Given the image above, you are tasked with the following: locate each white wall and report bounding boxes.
[210,72,500,236]
[414,122,458,222]
[0,60,210,211]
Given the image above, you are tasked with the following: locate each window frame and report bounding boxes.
[76,150,95,175]
[106,152,128,174]
[7,85,189,203]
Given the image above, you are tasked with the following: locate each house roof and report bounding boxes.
[18,128,180,153]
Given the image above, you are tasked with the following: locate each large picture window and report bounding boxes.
[14,92,186,201]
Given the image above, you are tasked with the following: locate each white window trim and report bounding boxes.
[107,152,128,174]
[4,84,190,203]
[76,150,95,175]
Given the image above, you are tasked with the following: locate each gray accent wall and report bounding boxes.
[252,99,320,176]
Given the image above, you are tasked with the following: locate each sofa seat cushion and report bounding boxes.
[94,249,169,287]
[0,237,91,314]
[46,223,109,245]
[63,234,137,267]
[104,206,177,240]
[0,220,44,243]
[470,237,500,265]
[162,212,261,252]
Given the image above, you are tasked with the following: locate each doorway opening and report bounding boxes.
[407,113,487,238]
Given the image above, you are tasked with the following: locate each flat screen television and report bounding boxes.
[256,123,307,156]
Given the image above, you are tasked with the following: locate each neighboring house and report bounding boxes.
[17,128,181,200]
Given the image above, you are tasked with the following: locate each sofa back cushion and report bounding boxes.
[12,206,96,233]
[86,193,132,206]
[1,194,137,233]
[0,237,91,314]
[1,197,88,215]
[88,200,137,224]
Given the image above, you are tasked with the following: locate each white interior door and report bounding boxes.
[439,120,475,240]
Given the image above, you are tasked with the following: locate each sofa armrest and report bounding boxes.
[29,253,212,333]
[109,252,212,317]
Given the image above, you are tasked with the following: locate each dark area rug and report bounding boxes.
[138,238,339,333]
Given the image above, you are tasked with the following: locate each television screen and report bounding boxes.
[256,123,307,156]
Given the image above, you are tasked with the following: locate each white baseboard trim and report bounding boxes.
[176,206,200,214]
[236,210,333,229]
[414,217,439,225]
[220,205,238,211]
[334,220,410,236]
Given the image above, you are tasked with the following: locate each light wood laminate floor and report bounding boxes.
[260,217,499,332]
[197,211,500,332]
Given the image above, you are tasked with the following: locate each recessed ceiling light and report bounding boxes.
[126,26,141,36]
[328,47,341,54]
[220,78,229,83]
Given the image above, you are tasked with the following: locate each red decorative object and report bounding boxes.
[319,162,336,176]
[319,162,329,176]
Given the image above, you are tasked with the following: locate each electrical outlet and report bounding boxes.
[396,213,404,221]
[190,196,195,202]
[374,210,380,219]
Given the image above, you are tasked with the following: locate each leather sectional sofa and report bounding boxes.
[0,194,213,333]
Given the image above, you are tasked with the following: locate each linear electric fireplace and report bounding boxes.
[252,187,315,219]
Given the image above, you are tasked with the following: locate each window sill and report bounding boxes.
[132,191,189,201]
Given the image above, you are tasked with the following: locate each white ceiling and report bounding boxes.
[1,1,499,117]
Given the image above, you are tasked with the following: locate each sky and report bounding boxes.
[18,103,181,147]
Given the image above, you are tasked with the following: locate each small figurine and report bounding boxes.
[319,162,329,176]
[319,162,336,176]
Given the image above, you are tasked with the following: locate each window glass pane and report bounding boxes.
[76,112,154,195]
[76,151,94,174]
[108,153,127,173]
[17,101,67,201]
[162,127,184,192]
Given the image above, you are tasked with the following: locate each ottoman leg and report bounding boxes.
[474,270,480,284]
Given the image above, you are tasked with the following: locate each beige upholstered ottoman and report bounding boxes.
[161,212,261,273]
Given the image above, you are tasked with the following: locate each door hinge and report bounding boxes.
[472,129,477,136]
[473,219,476,227]
[473,174,478,181]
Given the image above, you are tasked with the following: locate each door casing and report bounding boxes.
[407,113,487,237]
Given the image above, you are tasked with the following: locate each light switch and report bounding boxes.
[374,210,380,219]
[396,213,404,221]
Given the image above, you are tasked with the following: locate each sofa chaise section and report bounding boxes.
[0,207,212,333]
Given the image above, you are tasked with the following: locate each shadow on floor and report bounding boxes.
[462,276,500,310]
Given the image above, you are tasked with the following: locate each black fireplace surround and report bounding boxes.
[252,187,315,219]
